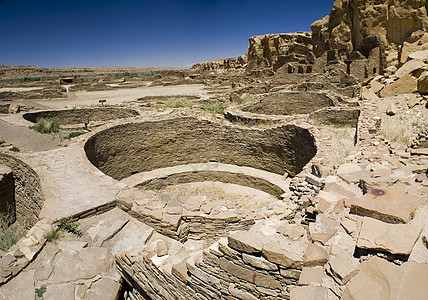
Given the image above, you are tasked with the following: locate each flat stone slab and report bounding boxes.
[23,145,121,220]
[342,256,428,300]
[350,188,426,223]
[357,217,422,255]
[79,208,131,247]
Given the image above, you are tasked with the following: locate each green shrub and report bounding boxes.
[203,102,229,114]
[0,213,25,252]
[54,217,81,236]
[64,131,85,140]
[9,146,20,152]
[35,286,47,298]
[30,117,60,134]
[43,228,60,242]
[163,97,190,108]
[241,95,256,104]
[0,140,5,145]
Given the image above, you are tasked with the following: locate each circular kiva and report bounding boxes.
[22,107,139,125]
[84,117,317,181]
[241,91,334,116]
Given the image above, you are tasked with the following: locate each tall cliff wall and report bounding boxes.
[312,0,428,62]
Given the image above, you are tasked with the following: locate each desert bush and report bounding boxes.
[43,228,60,242]
[35,286,47,298]
[30,117,60,134]
[203,102,229,114]
[0,213,25,251]
[64,131,85,140]
[163,97,190,108]
[9,146,20,152]
[54,217,81,236]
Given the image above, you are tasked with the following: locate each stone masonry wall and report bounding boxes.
[0,165,15,224]
[0,154,43,226]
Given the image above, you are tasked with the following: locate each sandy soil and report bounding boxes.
[33,84,207,109]
[160,181,278,211]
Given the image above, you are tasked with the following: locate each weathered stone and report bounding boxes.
[219,257,254,283]
[262,235,305,269]
[303,243,328,267]
[350,188,426,224]
[275,223,305,240]
[337,163,362,175]
[329,232,355,255]
[357,217,422,255]
[228,231,264,255]
[329,250,359,285]
[342,257,428,300]
[309,216,338,244]
[386,101,397,116]
[242,253,278,271]
[157,240,169,257]
[290,286,334,300]
[411,148,428,156]
[85,277,121,300]
[394,59,425,78]
[228,284,257,300]
[298,266,325,285]
[417,71,428,94]
[380,74,417,97]
[340,218,358,234]
[408,50,428,62]
[370,80,384,94]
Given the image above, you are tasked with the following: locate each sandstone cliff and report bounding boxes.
[312,0,428,64]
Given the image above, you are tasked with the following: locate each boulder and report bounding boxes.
[408,50,428,62]
[350,188,426,224]
[417,71,428,94]
[394,59,425,78]
[380,74,417,97]
[303,243,328,267]
[328,250,359,285]
[342,257,428,300]
[357,217,422,255]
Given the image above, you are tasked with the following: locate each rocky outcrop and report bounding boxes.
[191,56,247,72]
[311,0,428,64]
[246,32,314,72]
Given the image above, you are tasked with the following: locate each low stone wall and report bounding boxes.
[241,92,334,116]
[309,107,361,127]
[0,165,15,223]
[23,107,139,125]
[85,118,317,179]
[0,154,43,226]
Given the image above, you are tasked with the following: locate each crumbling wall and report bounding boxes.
[0,154,43,226]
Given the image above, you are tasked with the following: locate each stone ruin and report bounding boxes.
[0,0,428,299]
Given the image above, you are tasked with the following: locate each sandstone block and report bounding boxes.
[328,250,359,285]
[380,74,418,97]
[340,218,358,234]
[350,188,426,223]
[242,253,278,271]
[262,236,305,269]
[357,217,422,255]
[342,257,428,300]
[298,266,324,285]
[309,216,338,245]
[228,231,264,255]
[394,59,425,78]
[290,286,334,300]
[303,243,328,267]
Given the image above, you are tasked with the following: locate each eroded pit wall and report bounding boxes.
[23,107,139,125]
[0,154,43,226]
[241,92,334,116]
[84,118,317,180]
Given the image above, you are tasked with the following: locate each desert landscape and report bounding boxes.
[1,0,428,299]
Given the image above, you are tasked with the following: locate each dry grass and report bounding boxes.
[379,97,428,149]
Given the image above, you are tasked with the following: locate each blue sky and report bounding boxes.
[0,0,334,67]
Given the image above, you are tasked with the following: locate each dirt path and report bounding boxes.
[0,119,62,153]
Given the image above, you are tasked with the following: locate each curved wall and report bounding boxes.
[23,108,139,125]
[85,117,317,180]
